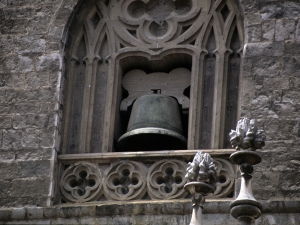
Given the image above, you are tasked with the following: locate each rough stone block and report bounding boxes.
[48,26,64,39]
[13,114,49,129]
[0,18,28,34]
[275,19,295,41]
[0,0,7,8]
[260,2,300,20]
[0,179,12,198]
[15,102,40,114]
[161,202,184,215]
[2,129,22,150]
[0,162,22,180]
[21,128,40,149]
[27,207,43,220]
[262,19,275,41]
[252,57,281,77]
[244,12,261,26]
[263,119,297,141]
[25,72,49,89]
[13,36,46,54]
[244,42,284,57]
[15,149,44,161]
[10,178,51,198]
[41,128,55,148]
[36,53,60,72]
[284,41,300,55]
[0,209,11,221]
[296,20,300,41]
[26,13,52,35]
[4,55,33,73]
[39,88,57,102]
[0,74,13,89]
[282,56,300,77]
[42,148,56,160]
[0,103,14,115]
[12,73,25,88]
[264,78,289,90]
[0,116,12,128]
[43,207,59,219]
[11,208,26,220]
[0,150,15,161]
[246,25,261,43]
[18,160,52,178]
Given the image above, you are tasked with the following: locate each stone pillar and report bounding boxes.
[228,118,266,225]
[184,151,218,225]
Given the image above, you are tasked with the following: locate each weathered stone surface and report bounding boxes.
[27,207,43,220]
[36,53,60,72]
[275,19,295,41]
[11,208,25,220]
[244,42,284,57]
[259,2,300,20]
[0,209,10,221]
[246,25,261,43]
[9,178,51,198]
[262,19,275,41]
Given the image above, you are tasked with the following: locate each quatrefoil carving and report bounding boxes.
[112,0,202,44]
[60,162,102,203]
[103,161,147,200]
[147,160,188,199]
[211,158,235,198]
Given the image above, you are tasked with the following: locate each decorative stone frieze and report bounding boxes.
[59,151,235,203]
[60,162,103,203]
[103,160,147,200]
[212,158,235,198]
[147,159,188,199]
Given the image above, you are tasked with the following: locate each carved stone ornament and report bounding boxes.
[211,158,235,198]
[103,160,147,200]
[60,162,103,203]
[147,159,188,199]
[185,151,218,189]
[111,0,202,47]
[229,118,266,150]
[184,151,218,225]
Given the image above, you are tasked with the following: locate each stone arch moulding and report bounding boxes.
[60,0,244,154]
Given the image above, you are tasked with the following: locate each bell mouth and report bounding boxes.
[117,127,187,151]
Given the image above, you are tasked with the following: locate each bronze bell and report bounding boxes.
[117,94,187,151]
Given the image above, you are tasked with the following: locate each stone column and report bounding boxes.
[228,118,266,225]
[184,151,218,225]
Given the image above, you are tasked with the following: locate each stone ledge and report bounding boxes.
[1,200,300,221]
[58,149,235,164]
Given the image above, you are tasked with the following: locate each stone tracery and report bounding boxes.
[60,162,103,203]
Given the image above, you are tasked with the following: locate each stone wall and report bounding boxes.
[0,0,300,224]
[241,0,300,201]
[0,0,79,207]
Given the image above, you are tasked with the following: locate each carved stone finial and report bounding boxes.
[185,151,218,190]
[229,118,266,151]
[184,151,218,225]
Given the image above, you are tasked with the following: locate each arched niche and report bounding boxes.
[61,0,244,154]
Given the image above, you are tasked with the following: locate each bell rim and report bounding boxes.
[117,127,187,150]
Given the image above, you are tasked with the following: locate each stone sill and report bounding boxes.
[58,149,235,163]
[1,200,300,221]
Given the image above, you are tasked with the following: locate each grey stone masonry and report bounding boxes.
[0,0,299,224]
[0,0,79,207]
[241,0,300,202]
[0,201,299,224]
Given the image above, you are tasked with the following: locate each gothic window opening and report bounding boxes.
[61,0,243,154]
